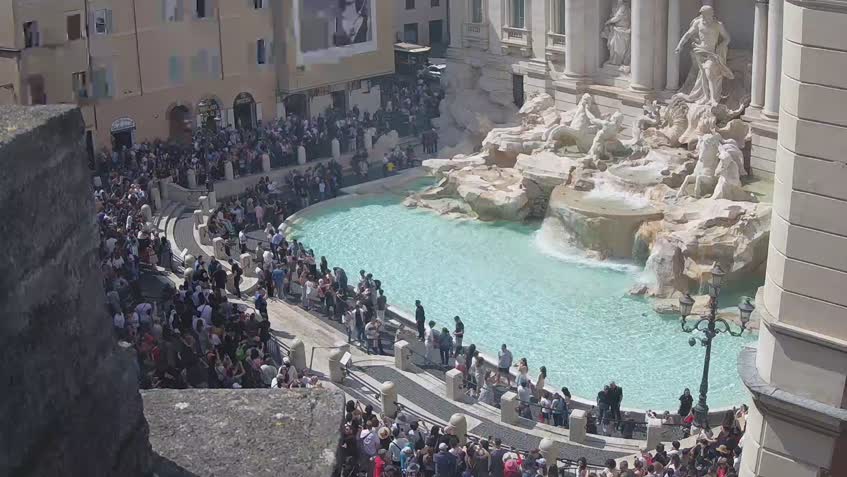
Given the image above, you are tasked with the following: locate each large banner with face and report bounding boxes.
[297,0,377,64]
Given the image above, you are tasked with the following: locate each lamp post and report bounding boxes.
[679,263,755,429]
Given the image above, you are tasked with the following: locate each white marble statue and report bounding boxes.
[542,94,603,152]
[631,100,660,145]
[601,0,632,71]
[588,112,626,161]
[675,6,734,105]
[676,133,721,199]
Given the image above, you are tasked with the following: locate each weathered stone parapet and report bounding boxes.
[144,388,344,477]
[0,105,151,477]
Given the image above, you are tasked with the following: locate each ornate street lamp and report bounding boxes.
[679,264,753,430]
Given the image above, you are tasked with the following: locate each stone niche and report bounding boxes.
[0,106,152,476]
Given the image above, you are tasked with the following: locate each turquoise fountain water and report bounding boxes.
[288,190,757,410]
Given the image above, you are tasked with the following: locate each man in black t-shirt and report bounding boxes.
[415,300,425,341]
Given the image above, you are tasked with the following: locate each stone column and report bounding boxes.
[568,409,587,443]
[739,3,847,476]
[564,0,587,79]
[187,169,197,189]
[762,0,783,118]
[749,0,769,111]
[298,145,307,165]
[445,369,464,401]
[193,209,204,228]
[331,138,341,159]
[198,196,209,216]
[289,338,306,371]
[645,418,663,450]
[197,224,211,245]
[212,237,227,260]
[239,252,253,277]
[224,161,234,181]
[207,190,216,209]
[380,382,398,417]
[449,414,468,446]
[261,154,271,172]
[365,129,374,151]
[631,0,657,91]
[539,438,562,463]
[665,0,682,90]
[500,391,519,424]
[394,340,411,371]
[327,348,346,383]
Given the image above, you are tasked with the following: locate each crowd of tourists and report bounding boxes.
[335,397,747,477]
[91,79,442,192]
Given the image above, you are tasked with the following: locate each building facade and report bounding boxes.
[0,0,395,150]
[737,1,847,476]
[448,0,782,180]
[394,0,449,52]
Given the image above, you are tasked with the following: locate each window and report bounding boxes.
[168,56,184,84]
[72,71,88,99]
[471,0,483,23]
[431,0,440,6]
[94,9,113,35]
[555,0,566,34]
[406,0,415,10]
[67,14,82,40]
[511,0,525,28]
[210,50,221,77]
[195,0,207,18]
[28,75,46,104]
[163,0,184,22]
[191,50,210,78]
[253,0,264,8]
[256,39,267,64]
[23,21,40,48]
[92,67,113,98]
[403,23,418,43]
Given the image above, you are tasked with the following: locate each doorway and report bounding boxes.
[168,104,192,143]
[512,74,524,107]
[428,20,443,46]
[233,92,256,129]
[110,117,136,151]
[283,94,308,118]
[331,90,348,112]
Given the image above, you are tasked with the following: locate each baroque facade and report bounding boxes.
[446,1,847,476]
[447,0,781,179]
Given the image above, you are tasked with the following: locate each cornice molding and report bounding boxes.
[787,0,847,13]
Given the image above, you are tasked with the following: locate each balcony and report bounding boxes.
[501,26,531,57]
[546,32,566,59]
[462,22,489,50]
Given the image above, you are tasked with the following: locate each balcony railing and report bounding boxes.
[462,22,489,49]
[501,26,531,56]
[547,32,566,51]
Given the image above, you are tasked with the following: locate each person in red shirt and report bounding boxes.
[374,448,388,477]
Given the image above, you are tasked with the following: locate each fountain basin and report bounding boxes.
[547,185,664,259]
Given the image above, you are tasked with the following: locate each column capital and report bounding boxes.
[755,0,770,5]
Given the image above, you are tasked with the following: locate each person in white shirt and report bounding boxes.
[239,230,248,254]
[113,312,126,331]
[424,320,438,364]
[197,303,213,326]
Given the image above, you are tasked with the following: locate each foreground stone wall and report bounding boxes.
[0,105,152,477]
[144,388,345,477]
